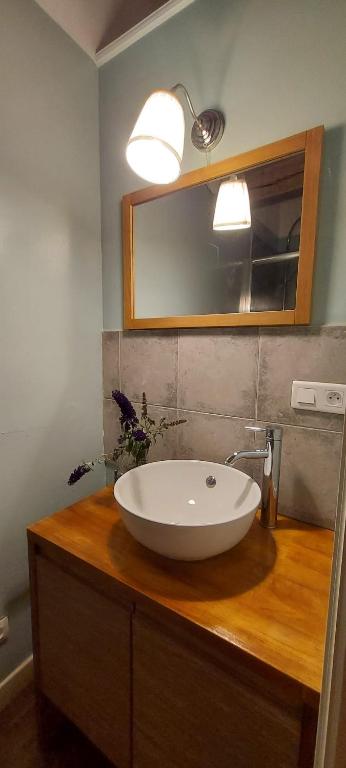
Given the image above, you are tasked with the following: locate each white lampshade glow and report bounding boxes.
[213,176,251,231]
[126,90,185,184]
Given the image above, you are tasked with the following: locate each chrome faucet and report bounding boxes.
[225,425,283,529]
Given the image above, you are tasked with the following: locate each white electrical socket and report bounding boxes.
[0,616,9,644]
[326,390,343,407]
[291,381,346,414]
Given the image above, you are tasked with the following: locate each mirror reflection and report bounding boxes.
[133,152,304,318]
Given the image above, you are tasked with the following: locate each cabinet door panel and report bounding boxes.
[133,613,301,768]
[36,555,131,767]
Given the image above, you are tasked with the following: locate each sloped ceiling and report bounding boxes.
[35,0,170,58]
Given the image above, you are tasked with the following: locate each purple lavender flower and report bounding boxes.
[68,464,91,485]
[112,390,138,428]
[141,392,148,418]
[68,388,187,487]
[133,428,149,443]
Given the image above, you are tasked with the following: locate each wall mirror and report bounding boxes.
[123,127,323,329]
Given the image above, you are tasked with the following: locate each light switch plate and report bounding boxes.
[291,381,346,414]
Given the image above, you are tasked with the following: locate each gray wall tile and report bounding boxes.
[277,425,342,528]
[102,331,119,398]
[177,409,258,478]
[121,330,178,407]
[178,329,258,418]
[258,326,346,431]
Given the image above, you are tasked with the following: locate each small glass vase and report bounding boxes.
[113,450,149,483]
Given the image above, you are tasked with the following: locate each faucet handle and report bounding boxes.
[245,425,282,441]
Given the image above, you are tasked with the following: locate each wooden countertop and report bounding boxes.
[28,486,333,696]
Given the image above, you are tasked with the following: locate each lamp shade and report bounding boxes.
[213,177,251,230]
[126,90,185,184]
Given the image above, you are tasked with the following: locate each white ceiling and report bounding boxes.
[35,0,171,59]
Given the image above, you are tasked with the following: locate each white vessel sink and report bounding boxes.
[114,460,261,561]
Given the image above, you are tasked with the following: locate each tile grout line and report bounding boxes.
[118,330,122,391]
[252,419,343,436]
[255,327,261,424]
[114,400,343,435]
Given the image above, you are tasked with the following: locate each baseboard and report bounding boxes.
[0,655,33,712]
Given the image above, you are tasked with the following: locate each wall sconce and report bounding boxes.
[126,86,251,231]
[126,83,225,184]
[213,176,251,231]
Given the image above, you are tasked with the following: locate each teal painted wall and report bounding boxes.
[99,0,346,329]
[0,0,104,682]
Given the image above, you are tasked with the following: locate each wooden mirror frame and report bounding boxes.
[123,126,323,329]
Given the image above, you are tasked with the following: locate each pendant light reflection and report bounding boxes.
[213,176,251,231]
[126,90,185,185]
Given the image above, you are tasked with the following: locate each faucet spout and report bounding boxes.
[225,448,269,466]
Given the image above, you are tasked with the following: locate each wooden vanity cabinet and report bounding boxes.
[31,553,132,768]
[28,489,331,768]
[29,548,315,768]
[30,551,313,768]
[133,611,307,768]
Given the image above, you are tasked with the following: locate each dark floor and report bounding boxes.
[0,684,112,768]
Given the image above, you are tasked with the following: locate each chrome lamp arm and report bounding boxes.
[170,82,225,152]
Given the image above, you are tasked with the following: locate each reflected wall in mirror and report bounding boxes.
[123,127,323,329]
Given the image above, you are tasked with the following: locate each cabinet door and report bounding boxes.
[133,613,302,768]
[35,555,131,767]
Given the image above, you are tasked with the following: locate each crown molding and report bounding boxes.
[95,0,196,68]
